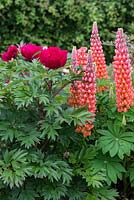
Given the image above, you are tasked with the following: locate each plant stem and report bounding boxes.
[48,80,52,92]
[53,81,71,97]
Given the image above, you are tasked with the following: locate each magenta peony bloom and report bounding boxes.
[7,45,18,58]
[1,45,18,62]
[39,47,68,69]
[1,52,10,62]
[20,44,43,61]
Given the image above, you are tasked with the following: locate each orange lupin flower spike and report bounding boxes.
[69,47,96,137]
[90,22,108,92]
[113,28,133,112]
[76,52,96,137]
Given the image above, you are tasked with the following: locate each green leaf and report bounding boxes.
[16,129,40,149]
[38,94,49,105]
[41,182,67,200]
[10,183,39,200]
[0,149,31,188]
[40,121,61,141]
[87,187,118,200]
[79,167,106,188]
[97,121,134,159]
[69,146,97,164]
[92,153,126,184]
[86,194,96,200]
[32,158,72,184]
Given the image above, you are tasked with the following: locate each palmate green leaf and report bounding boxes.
[0,149,31,188]
[97,121,134,159]
[92,153,125,184]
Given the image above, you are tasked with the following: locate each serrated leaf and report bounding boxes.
[0,149,31,188]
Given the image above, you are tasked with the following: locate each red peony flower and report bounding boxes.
[1,45,18,62]
[40,47,68,69]
[20,44,43,61]
[1,52,10,62]
[7,45,18,58]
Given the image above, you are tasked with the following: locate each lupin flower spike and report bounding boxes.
[69,47,96,137]
[90,22,108,92]
[113,28,133,112]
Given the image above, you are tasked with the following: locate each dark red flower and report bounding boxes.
[7,45,18,58]
[1,45,18,62]
[1,52,10,62]
[40,47,68,69]
[20,44,43,61]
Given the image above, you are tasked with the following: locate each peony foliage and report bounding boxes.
[0,32,134,200]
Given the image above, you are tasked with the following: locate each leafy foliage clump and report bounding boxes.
[0,46,134,200]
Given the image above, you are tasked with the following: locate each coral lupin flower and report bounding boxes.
[69,47,96,137]
[90,22,108,92]
[113,28,133,112]
[69,47,89,107]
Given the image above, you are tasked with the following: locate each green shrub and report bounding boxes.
[0,0,134,63]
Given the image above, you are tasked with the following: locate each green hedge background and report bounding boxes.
[0,0,134,63]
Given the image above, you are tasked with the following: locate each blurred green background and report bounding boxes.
[0,0,134,63]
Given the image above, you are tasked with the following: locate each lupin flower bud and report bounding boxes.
[113,28,133,112]
[69,47,96,137]
[90,22,108,92]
